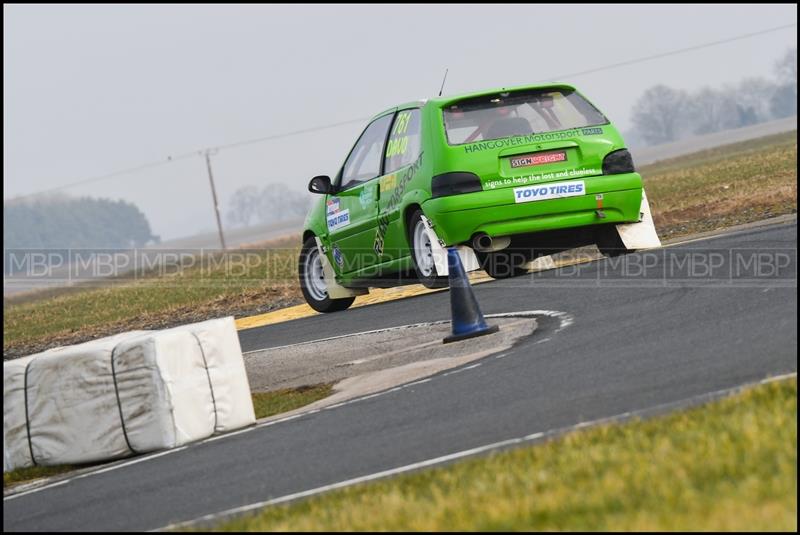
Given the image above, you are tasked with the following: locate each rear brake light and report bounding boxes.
[602,149,635,175]
[431,172,482,198]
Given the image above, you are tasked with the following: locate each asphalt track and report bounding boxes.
[4,222,797,531]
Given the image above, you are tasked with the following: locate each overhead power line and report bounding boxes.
[8,22,796,202]
[8,116,371,201]
[536,23,797,83]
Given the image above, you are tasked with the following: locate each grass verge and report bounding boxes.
[251,383,333,420]
[3,384,335,489]
[210,377,797,532]
[3,464,77,488]
[3,131,797,358]
[642,130,797,239]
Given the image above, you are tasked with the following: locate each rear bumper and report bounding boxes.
[422,172,643,245]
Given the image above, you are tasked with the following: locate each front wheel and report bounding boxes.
[298,237,355,313]
[408,210,448,289]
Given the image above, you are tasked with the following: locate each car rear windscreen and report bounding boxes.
[442,88,608,145]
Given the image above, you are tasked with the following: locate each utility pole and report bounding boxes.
[204,149,227,250]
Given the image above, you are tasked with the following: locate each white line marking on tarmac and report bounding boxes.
[405,378,432,387]
[661,217,796,248]
[4,446,187,501]
[158,371,797,531]
[243,310,573,355]
[242,321,444,356]
[323,401,350,410]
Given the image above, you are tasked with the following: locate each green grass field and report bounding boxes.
[211,377,797,532]
[641,130,797,239]
[251,383,333,420]
[3,131,796,359]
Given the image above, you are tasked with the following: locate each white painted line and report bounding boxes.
[760,371,797,384]
[244,310,572,356]
[356,391,392,402]
[5,446,187,501]
[323,400,354,410]
[405,378,432,387]
[203,426,257,443]
[325,379,433,413]
[243,320,444,355]
[257,412,316,427]
[5,478,70,499]
[463,363,482,371]
[661,216,796,248]
[159,436,532,531]
[486,310,574,333]
[159,371,797,531]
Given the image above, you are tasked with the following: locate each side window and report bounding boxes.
[340,114,394,190]
[384,109,422,174]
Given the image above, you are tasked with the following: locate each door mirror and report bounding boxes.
[308,175,334,194]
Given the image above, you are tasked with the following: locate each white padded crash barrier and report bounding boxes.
[3,317,255,472]
[615,189,662,250]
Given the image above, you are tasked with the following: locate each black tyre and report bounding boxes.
[475,248,530,279]
[408,209,448,289]
[298,237,355,313]
[595,225,633,258]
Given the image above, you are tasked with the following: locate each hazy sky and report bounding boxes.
[4,4,797,240]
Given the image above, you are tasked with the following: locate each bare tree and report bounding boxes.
[258,183,309,223]
[775,47,797,84]
[735,77,777,124]
[688,86,741,135]
[631,85,690,145]
[771,47,797,119]
[257,183,291,224]
[226,185,261,228]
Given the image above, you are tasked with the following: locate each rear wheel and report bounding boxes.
[298,237,355,313]
[408,209,448,289]
[476,248,531,279]
[595,225,633,258]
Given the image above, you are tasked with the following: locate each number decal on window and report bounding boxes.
[385,136,409,157]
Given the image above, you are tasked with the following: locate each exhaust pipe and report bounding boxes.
[472,233,511,252]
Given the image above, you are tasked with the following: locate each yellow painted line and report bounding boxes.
[234,261,584,331]
[235,304,319,330]
[234,271,491,331]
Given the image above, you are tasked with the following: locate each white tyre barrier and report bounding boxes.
[3,317,255,472]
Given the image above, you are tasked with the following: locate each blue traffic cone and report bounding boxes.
[443,248,500,343]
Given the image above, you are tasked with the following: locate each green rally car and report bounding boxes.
[299,82,659,312]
